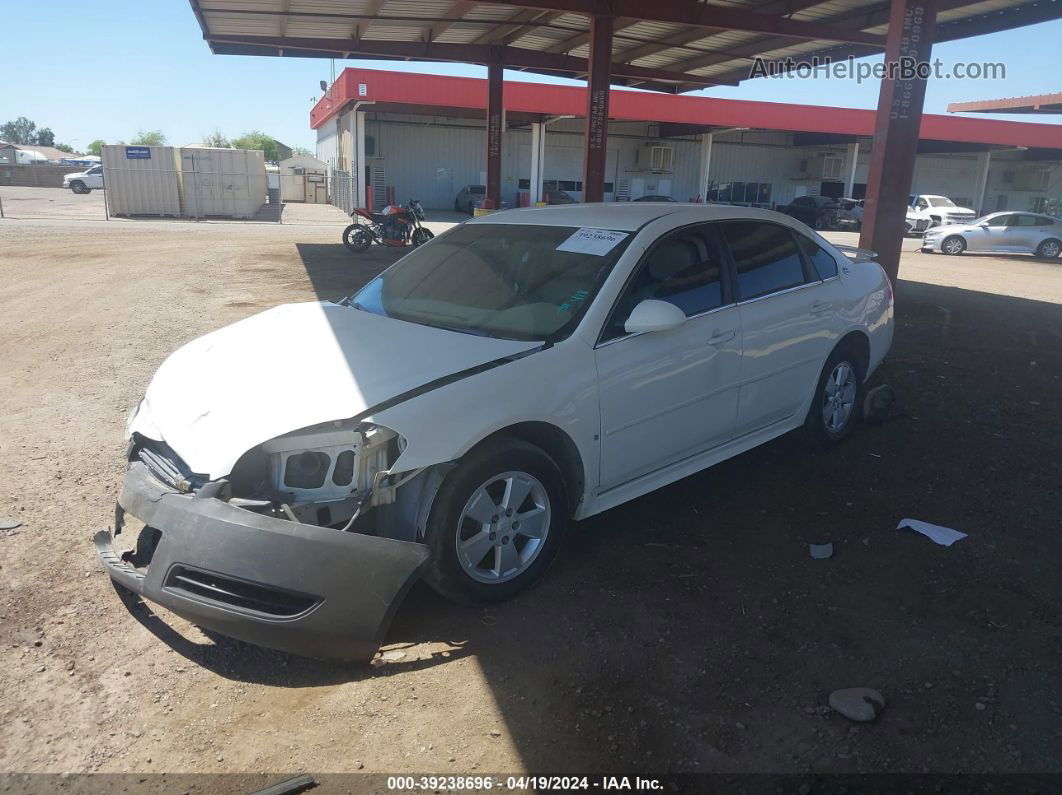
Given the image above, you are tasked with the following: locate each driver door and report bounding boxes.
[594,223,742,490]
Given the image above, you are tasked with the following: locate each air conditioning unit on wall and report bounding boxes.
[636,145,674,173]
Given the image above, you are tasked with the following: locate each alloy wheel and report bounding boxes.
[456,471,551,584]
[822,361,858,434]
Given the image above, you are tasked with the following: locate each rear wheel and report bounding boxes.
[804,343,866,448]
[341,224,371,254]
[423,438,568,603]
[1035,238,1061,259]
[942,235,966,255]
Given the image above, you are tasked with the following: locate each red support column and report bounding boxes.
[859,0,938,284]
[582,14,613,204]
[484,61,504,210]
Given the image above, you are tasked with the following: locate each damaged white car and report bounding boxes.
[96,204,893,661]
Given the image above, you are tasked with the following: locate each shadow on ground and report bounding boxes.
[139,264,1062,773]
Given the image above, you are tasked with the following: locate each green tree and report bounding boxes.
[87,139,106,157]
[201,128,231,148]
[231,130,279,162]
[292,146,313,156]
[34,127,55,147]
[131,129,166,146]
[1,116,38,144]
[54,143,74,153]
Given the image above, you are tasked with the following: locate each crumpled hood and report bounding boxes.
[131,301,538,478]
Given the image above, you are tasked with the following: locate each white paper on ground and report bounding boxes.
[896,518,967,546]
[556,228,629,256]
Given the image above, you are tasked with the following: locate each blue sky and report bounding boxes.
[1,1,1058,153]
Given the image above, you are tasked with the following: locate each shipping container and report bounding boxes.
[102,145,182,217]
[179,147,267,219]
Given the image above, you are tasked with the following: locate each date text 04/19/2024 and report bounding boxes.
[385,776,664,791]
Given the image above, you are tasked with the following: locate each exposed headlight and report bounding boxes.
[261,423,398,503]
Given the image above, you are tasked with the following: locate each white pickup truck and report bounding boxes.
[63,165,105,194]
[908,194,978,230]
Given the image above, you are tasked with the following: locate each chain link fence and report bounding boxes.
[0,150,287,223]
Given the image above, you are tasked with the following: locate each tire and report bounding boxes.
[1035,238,1061,259]
[341,224,371,254]
[70,181,88,194]
[454,199,461,212]
[423,438,569,603]
[941,235,966,255]
[804,343,866,448]
[411,227,434,247]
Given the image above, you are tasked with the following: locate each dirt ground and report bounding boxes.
[0,210,1060,787]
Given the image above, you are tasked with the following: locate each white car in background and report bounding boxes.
[97,203,894,661]
[909,194,977,229]
[922,211,1062,258]
[63,165,104,194]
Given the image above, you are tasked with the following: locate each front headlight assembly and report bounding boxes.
[260,423,399,504]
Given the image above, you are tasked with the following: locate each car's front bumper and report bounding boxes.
[94,462,430,661]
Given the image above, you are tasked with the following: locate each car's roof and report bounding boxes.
[468,202,798,231]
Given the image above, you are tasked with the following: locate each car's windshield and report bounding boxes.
[350,223,633,342]
[927,197,957,207]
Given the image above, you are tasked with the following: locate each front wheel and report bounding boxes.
[1035,238,1061,259]
[411,227,434,247]
[942,235,966,255]
[70,181,89,194]
[341,224,372,254]
[423,439,568,603]
[804,345,865,448]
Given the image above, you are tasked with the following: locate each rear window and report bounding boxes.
[720,221,808,300]
[796,234,839,280]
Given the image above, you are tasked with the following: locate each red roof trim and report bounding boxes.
[311,67,1062,150]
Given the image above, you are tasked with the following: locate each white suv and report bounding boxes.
[63,165,104,194]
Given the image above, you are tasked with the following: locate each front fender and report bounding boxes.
[367,340,600,508]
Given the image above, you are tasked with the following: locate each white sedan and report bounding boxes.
[97,204,893,660]
[921,211,1062,258]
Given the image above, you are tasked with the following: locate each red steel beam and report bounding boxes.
[583,15,613,203]
[485,62,504,209]
[466,0,885,44]
[859,0,939,285]
[206,35,732,86]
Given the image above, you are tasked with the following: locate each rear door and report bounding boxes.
[595,223,742,489]
[720,220,840,437]
[1008,213,1048,251]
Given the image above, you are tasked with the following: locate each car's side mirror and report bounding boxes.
[624,299,687,334]
[978,221,990,227]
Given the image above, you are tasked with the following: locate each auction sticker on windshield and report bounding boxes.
[556,228,629,256]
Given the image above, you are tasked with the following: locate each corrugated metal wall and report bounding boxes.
[316,112,1062,214]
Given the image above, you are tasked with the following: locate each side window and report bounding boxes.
[1036,216,1056,226]
[986,214,1010,227]
[1008,214,1036,227]
[720,221,809,301]
[603,225,726,340]
[795,234,838,280]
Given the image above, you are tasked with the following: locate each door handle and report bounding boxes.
[810,299,832,315]
[707,329,736,345]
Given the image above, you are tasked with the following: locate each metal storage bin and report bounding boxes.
[179,147,267,219]
[102,145,182,217]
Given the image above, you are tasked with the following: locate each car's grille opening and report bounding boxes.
[164,566,319,617]
[134,436,207,493]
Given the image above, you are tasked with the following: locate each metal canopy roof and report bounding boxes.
[948,92,1062,114]
[190,0,1062,93]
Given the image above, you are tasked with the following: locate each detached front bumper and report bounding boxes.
[94,462,430,661]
